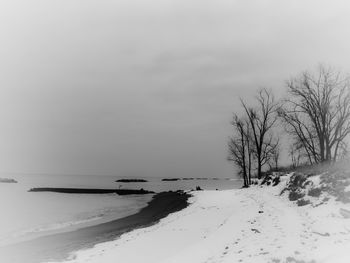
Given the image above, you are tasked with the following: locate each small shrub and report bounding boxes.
[261,174,280,186]
[282,172,311,199]
[261,175,272,185]
[289,173,308,189]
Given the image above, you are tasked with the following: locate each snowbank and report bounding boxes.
[53,175,350,263]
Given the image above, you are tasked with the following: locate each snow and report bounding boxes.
[53,176,350,263]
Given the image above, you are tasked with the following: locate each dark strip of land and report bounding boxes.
[116,179,148,183]
[161,178,180,181]
[29,187,154,195]
[0,191,191,263]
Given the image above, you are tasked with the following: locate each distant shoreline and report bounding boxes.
[0,178,17,183]
[0,191,191,263]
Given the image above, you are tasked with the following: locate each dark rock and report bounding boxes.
[297,198,311,206]
[308,187,322,197]
[289,191,305,201]
[272,176,280,186]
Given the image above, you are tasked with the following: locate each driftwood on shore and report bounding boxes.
[28,187,154,195]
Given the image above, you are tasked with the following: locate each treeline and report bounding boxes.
[228,65,350,187]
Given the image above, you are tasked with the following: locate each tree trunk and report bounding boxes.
[248,151,252,185]
[257,154,262,179]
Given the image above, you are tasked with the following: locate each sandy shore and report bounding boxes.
[0,191,190,263]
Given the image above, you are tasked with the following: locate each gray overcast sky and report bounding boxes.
[0,0,350,177]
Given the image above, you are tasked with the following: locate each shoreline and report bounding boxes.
[51,174,350,263]
[0,191,191,263]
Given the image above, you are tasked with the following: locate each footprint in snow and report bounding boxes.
[260,252,269,255]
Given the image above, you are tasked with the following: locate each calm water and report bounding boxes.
[0,174,240,247]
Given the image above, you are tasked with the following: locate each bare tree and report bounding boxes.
[289,143,308,168]
[269,142,280,171]
[278,109,319,164]
[279,65,350,163]
[244,119,253,184]
[289,145,298,168]
[228,115,252,187]
[241,88,279,179]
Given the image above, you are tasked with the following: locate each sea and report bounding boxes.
[0,174,241,247]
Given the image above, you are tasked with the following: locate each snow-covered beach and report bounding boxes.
[0,176,240,263]
[54,173,350,263]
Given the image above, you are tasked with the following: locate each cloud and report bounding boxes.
[0,0,349,177]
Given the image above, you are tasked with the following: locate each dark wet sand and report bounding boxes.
[0,191,190,263]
